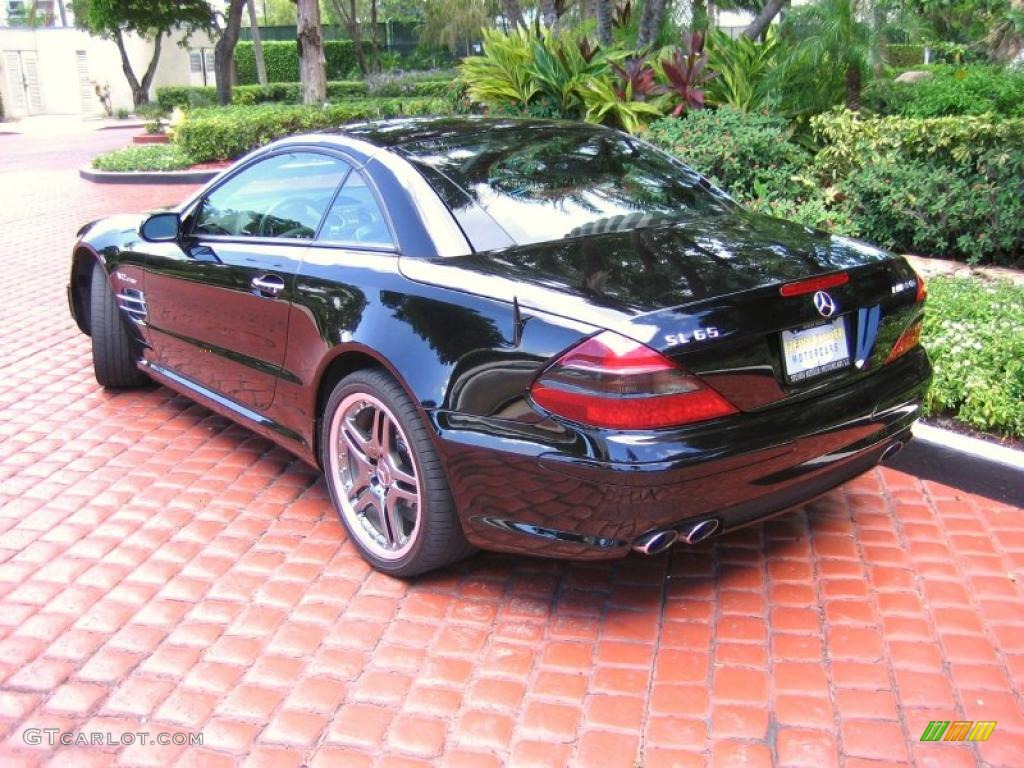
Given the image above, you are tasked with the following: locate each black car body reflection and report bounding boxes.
[69,118,931,565]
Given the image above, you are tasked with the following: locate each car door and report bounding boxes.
[144,150,352,411]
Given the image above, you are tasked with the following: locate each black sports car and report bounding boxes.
[69,117,931,576]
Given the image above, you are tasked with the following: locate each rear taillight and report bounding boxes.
[779,272,849,297]
[529,331,737,429]
[915,271,927,303]
[886,319,923,364]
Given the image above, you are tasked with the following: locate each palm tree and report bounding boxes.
[785,0,873,110]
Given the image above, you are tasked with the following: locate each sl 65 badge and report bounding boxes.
[664,327,720,346]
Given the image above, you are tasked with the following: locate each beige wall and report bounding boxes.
[0,26,214,118]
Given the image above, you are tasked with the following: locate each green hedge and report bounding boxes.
[157,81,369,110]
[649,108,1024,266]
[646,110,811,209]
[813,111,1024,266]
[366,70,459,98]
[235,40,364,84]
[91,144,193,171]
[172,98,451,162]
[866,65,1024,118]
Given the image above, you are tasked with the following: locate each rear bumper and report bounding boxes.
[430,348,932,559]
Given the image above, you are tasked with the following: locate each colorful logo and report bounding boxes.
[920,721,997,742]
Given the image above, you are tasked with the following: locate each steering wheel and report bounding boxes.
[324,197,386,243]
[257,197,322,238]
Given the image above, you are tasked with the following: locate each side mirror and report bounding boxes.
[140,212,181,242]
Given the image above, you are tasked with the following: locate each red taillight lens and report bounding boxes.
[915,271,927,303]
[779,272,849,297]
[886,319,922,364]
[529,331,738,429]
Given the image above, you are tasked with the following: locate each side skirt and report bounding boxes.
[140,360,319,468]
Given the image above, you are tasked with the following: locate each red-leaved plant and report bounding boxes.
[659,31,717,115]
[610,56,659,102]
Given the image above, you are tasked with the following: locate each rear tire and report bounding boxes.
[321,368,474,577]
[89,262,148,389]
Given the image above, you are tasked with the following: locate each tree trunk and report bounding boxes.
[113,29,162,108]
[297,0,327,104]
[638,0,667,47]
[845,63,861,110]
[596,0,613,45]
[369,0,380,74]
[501,0,524,28]
[215,0,247,105]
[138,33,164,105]
[246,0,268,85]
[540,0,558,30]
[331,0,369,76]
[743,0,786,40]
[55,0,67,26]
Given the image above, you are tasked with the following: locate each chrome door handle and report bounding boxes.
[251,274,285,297]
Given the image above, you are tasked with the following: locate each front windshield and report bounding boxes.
[401,125,737,247]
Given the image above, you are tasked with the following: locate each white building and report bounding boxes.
[0,17,214,118]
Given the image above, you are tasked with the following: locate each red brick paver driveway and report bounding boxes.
[0,127,1022,768]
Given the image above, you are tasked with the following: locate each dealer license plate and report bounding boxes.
[781,317,851,382]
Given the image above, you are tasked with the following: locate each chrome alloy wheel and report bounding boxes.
[327,392,422,560]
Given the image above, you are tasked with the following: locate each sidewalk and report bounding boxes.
[0,115,146,136]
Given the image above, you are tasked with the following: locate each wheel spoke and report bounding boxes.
[386,483,417,508]
[340,413,374,464]
[352,487,377,517]
[344,458,371,502]
[383,491,413,546]
[383,449,417,487]
[377,409,392,461]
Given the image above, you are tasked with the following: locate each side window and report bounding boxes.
[193,152,350,240]
[317,172,394,247]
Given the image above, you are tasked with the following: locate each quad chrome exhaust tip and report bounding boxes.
[880,440,905,463]
[632,518,721,555]
[680,518,720,544]
[632,529,678,555]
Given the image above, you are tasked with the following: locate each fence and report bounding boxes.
[239,22,422,57]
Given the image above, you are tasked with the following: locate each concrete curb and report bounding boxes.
[79,166,220,185]
[889,422,1024,506]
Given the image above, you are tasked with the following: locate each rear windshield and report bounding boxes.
[400,125,736,248]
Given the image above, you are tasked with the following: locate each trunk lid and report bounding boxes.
[399,213,922,410]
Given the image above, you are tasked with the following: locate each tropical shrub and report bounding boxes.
[461,26,542,112]
[581,60,663,133]
[704,27,781,114]
[172,99,451,162]
[461,26,619,121]
[923,276,1024,439]
[461,26,726,132]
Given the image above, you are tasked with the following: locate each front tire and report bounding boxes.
[89,262,148,389]
[321,369,473,577]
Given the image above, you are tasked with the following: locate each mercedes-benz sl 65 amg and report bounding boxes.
[68,118,931,576]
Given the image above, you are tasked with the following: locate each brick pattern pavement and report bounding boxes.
[0,131,1022,767]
